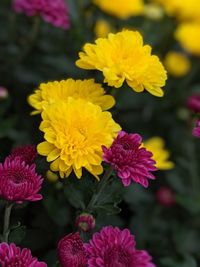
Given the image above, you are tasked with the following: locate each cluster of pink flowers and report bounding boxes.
[0,242,47,267]
[57,226,156,267]
[13,0,70,29]
[103,131,157,187]
[0,145,43,203]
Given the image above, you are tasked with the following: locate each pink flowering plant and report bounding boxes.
[1,0,200,266]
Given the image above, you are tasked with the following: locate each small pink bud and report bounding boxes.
[76,213,95,232]
[0,86,8,99]
[156,186,175,207]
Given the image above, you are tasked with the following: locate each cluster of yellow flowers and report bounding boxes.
[155,0,200,22]
[29,79,120,179]
[29,29,174,181]
[155,0,200,56]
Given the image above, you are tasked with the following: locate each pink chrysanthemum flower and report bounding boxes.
[10,145,37,165]
[187,94,200,113]
[57,232,87,267]
[102,131,157,187]
[0,157,43,203]
[193,119,200,138]
[13,0,70,29]
[0,242,47,267]
[85,226,155,267]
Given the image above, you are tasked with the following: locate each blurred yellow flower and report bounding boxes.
[46,170,59,182]
[94,19,112,38]
[93,0,144,19]
[164,51,191,77]
[144,137,174,170]
[175,22,200,56]
[155,0,200,22]
[76,30,167,97]
[37,98,121,179]
[144,3,164,20]
[28,78,115,115]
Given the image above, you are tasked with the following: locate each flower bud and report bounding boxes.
[76,213,95,232]
[0,86,8,99]
[46,170,59,182]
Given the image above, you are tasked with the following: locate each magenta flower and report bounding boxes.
[102,131,157,187]
[0,242,47,267]
[76,213,96,232]
[13,0,70,29]
[10,144,37,165]
[187,94,200,113]
[156,186,175,207]
[85,226,156,267]
[132,250,156,267]
[57,232,87,267]
[0,157,43,203]
[192,119,200,138]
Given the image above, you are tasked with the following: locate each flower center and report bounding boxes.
[122,142,131,150]
[7,170,27,184]
[104,246,132,267]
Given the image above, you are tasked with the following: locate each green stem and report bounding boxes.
[86,166,113,212]
[3,202,14,243]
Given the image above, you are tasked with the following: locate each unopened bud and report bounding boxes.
[76,213,95,232]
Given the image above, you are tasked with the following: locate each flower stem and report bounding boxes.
[3,202,14,243]
[86,166,113,212]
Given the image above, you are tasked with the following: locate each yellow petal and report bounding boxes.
[37,142,55,156]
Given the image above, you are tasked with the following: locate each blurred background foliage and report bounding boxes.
[1,0,200,266]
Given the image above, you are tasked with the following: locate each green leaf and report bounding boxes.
[63,181,85,210]
[94,204,121,215]
[9,225,26,244]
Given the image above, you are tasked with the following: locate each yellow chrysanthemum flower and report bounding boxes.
[94,19,112,38]
[155,0,200,22]
[76,30,167,97]
[93,0,144,19]
[37,98,121,179]
[164,51,191,77]
[175,22,200,56]
[28,78,115,115]
[144,137,174,170]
